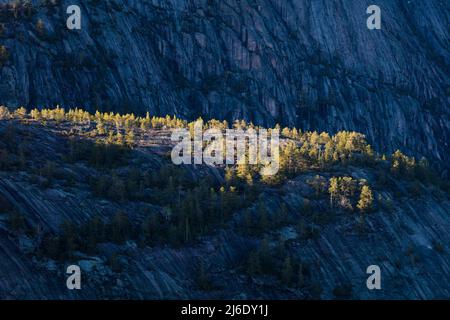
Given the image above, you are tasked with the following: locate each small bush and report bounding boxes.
[333,284,353,299]
[0,45,9,66]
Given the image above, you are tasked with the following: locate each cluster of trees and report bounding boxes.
[26,106,187,131]
[246,237,308,288]
[38,212,132,260]
[0,46,9,67]
[240,202,291,236]
[26,106,187,147]
[390,150,433,181]
[224,131,377,188]
[2,105,448,277]
[0,123,28,170]
[0,1,35,18]
[88,164,260,246]
[31,162,264,261]
[65,138,129,168]
[2,105,438,185]
[329,176,374,215]
[357,185,374,213]
[36,182,258,260]
[280,131,375,173]
[0,105,11,119]
[2,105,445,195]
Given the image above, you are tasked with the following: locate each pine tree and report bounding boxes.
[14,107,27,119]
[341,176,357,198]
[61,220,77,258]
[237,163,249,181]
[88,216,105,245]
[258,237,273,273]
[281,256,293,285]
[0,46,10,67]
[197,263,212,290]
[280,141,299,174]
[297,263,304,287]
[247,251,262,276]
[168,225,179,246]
[224,166,236,184]
[111,211,130,244]
[274,237,286,259]
[275,203,288,226]
[116,132,124,145]
[324,141,334,163]
[125,129,135,146]
[329,177,339,207]
[0,105,10,119]
[141,214,158,245]
[357,185,374,213]
[96,119,106,135]
[258,200,269,232]
[30,108,41,120]
[308,175,327,196]
[108,253,121,272]
[108,175,126,201]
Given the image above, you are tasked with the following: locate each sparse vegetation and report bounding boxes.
[0,45,9,66]
[0,105,447,294]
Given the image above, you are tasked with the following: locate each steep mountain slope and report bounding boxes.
[0,114,449,299]
[0,0,448,168]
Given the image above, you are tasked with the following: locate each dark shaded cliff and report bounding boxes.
[0,0,449,165]
[0,117,449,299]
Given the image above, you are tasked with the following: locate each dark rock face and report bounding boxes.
[0,0,449,166]
[0,120,449,300]
[1,157,450,299]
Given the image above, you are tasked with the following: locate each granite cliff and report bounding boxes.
[0,0,448,169]
[0,114,449,299]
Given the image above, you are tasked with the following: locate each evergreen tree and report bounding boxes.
[237,163,250,182]
[281,256,293,285]
[30,108,41,120]
[247,251,262,276]
[197,263,212,290]
[61,220,77,259]
[96,119,106,135]
[87,216,104,250]
[329,177,339,207]
[116,132,124,145]
[274,203,288,226]
[110,211,130,244]
[258,237,273,273]
[224,166,236,185]
[308,175,327,196]
[126,129,135,146]
[14,107,27,119]
[257,199,270,232]
[357,185,374,213]
[141,214,158,245]
[297,263,304,287]
[108,175,126,202]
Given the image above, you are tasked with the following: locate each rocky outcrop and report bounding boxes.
[0,0,448,169]
[1,168,450,299]
[0,120,449,299]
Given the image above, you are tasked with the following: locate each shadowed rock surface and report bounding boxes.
[0,119,449,299]
[0,0,448,169]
